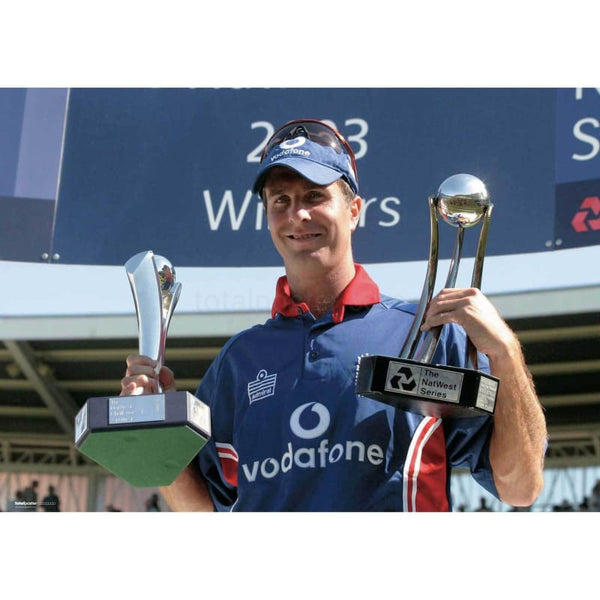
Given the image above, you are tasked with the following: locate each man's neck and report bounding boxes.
[285,259,356,319]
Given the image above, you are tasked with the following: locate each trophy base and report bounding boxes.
[356,354,498,418]
[74,391,211,487]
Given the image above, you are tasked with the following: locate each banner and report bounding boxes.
[555,88,600,249]
[2,88,599,321]
[0,89,67,262]
[49,88,571,268]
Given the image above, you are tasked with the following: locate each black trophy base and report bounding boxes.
[74,391,211,487]
[356,354,498,418]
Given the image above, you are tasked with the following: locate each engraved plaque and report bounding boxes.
[108,394,166,425]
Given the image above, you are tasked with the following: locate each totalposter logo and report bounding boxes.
[240,402,385,483]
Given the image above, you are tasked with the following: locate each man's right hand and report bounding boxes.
[119,355,213,511]
[120,354,176,396]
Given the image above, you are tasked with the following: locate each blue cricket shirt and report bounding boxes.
[196,265,497,511]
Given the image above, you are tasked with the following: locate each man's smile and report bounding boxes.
[287,233,322,240]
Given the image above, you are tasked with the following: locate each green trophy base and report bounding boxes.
[74,391,211,487]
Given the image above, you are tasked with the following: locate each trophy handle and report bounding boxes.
[416,225,465,364]
[162,281,182,332]
[399,197,439,359]
[471,204,493,289]
[464,204,494,369]
[156,281,182,392]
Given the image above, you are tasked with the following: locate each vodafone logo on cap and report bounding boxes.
[279,136,307,150]
[269,137,311,163]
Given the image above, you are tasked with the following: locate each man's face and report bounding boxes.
[263,167,361,272]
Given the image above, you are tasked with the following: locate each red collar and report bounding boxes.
[271,264,381,324]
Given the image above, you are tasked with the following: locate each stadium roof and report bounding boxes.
[1,285,599,476]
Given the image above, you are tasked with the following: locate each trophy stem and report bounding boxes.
[416,226,464,364]
[464,204,493,369]
[125,252,163,366]
[156,281,182,393]
[445,226,465,288]
[399,197,439,359]
[471,204,493,289]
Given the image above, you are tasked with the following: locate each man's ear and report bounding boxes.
[349,196,362,232]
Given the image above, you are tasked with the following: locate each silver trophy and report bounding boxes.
[356,174,499,418]
[125,251,182,392]
[74,251,211,487]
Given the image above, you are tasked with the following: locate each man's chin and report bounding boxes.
[283,250,337,271]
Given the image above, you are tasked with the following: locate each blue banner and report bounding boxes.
[0,89,26,197]
[0,89,67,262]
[48,88,564,267]
[0,87,594,267]
[554,88,600,249]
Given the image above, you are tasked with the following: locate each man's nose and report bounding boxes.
[289,201,311,223]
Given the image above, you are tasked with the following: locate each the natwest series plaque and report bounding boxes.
[356,174,499,418]
[75,251,211,487]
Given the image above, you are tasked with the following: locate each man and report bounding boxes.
[22,480,39,511]
[121,119,547,511]
[41,485,60,512]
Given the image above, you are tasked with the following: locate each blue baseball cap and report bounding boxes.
[252,120,359,198]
